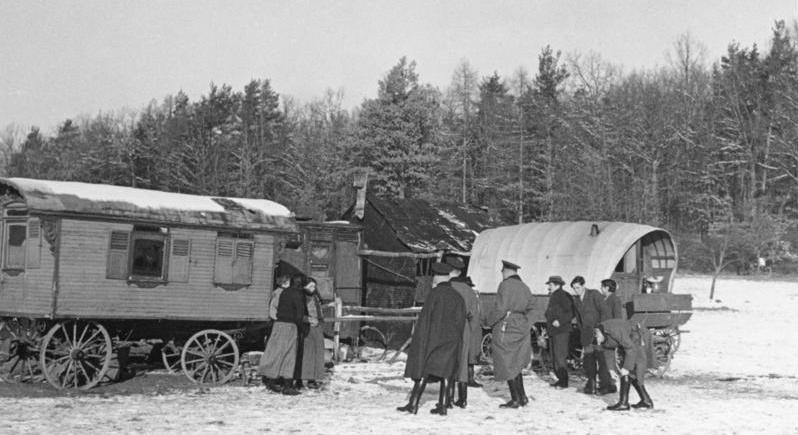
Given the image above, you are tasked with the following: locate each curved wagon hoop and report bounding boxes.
[180,329,240,385]
[39,321,113,390]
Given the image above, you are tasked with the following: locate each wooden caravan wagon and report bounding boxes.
[0,177,300,389]
[468,221,692,375]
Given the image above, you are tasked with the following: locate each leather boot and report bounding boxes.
[607,376,630,411]
[630,378,654,409]
[281,378,300,396]
[445,378,455,408]
[454,382,467,408]
[499,380,520,408]
[397,379,421,413]
[430,380,448,415]
[583,352,597,394]
[467,365,482,388]
[516,374,529,406]
[264,377,283,393]
[551,368,568,388]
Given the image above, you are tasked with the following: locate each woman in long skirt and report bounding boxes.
[259,275,305,395]
[300,278,325,388]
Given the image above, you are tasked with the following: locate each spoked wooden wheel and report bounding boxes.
[180,329,239,384]
[1,318,45,383]
[357,325,388,361]
[160,340,183,373]
[40,321,113,390]
[480,332,493,364]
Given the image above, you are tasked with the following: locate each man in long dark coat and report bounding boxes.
[397,262,466,416]
[489,260,534,409]
[544,275,574,388]
[600,278,624,389]
[595,318,655,411]
[445,256,482,409]
[571,276,613,395]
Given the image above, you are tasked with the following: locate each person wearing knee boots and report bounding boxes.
[594,319,655,411]
[445,256,481,408]
[397,262,466,416]
[489,260,535,408]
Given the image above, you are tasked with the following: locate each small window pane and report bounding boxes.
[131,238,165,277]
[6,224,27,268]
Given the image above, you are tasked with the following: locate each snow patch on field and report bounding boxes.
[1,275,797,434]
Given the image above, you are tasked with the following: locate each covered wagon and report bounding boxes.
[468,221,692,375]
[0,177,300,389]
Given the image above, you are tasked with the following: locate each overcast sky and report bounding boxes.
[1,0,796,133]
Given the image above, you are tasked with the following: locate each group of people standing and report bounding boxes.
[257,275,326,395]
[398,258,655,416]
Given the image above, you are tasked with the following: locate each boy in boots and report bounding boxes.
[593,319,655,411]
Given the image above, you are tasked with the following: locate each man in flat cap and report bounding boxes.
[444,255,482,409]
[489,260,534,408]
[544,275,574,388]
[397,262,466,416]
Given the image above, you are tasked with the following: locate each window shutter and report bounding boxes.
[214,238,234,284]
[25,218,41,269]
[106,231,130,279]
[232,240,253,285]
[168,238,190,282]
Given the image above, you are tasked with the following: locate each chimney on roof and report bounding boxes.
[590,223,601,237]
[353,171,369,220]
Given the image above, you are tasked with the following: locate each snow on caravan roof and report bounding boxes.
[0,178,295,232]
[467,221,673,294]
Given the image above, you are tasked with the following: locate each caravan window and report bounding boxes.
[131,232,167,278]
[4,223,26,269]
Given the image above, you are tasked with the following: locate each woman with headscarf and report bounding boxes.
[299,278,325,389]
[259,274,305,395]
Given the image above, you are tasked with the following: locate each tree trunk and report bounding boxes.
[709,268,720,300]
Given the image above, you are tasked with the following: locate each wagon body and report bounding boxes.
[468,221,691,375]
[0,177,299,388]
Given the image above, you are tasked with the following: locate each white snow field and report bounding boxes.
[1,275,797,434]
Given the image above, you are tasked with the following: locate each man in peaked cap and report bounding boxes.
[488,259,535,409]
[544,275,574,389]
[397,261,466,416]
[444,256,482,409]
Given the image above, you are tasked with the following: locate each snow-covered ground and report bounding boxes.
[1,275,797,434]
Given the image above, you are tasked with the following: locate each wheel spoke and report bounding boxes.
[216,359,235,367]
[59,325,73,349]
[186,348,206,357]
[199,365,209,382]
[74,324,89,348]
[80,329,102,350]
[184,357,207,365]
[215,351,237,358]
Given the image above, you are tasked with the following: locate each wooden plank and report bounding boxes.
[343,306,422,315]
[630,312,692,328]
[324,315,418,322]
[632,293,693,312]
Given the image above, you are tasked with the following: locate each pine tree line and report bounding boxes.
[2,23,797,254]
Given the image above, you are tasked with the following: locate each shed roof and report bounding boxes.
[467,221,673,294]
[367,196,494,253]
[0,178,295,232]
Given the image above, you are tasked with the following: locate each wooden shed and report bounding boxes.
[0,177,296,322]
[345,192,495,309]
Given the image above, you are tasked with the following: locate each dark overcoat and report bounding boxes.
[545,288,574,336]
[489,275,534,381]
[404,282,466,380]
[573,289,608,346]
[598,319,656,380]
[451,277,482,365]
[604,293,625,320]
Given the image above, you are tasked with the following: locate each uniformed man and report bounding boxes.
[594,318,655,411]
[489,260,534,409]
[444,256,482,409]
[397,262,466,416]
[544,275,573,389]
[571,276,613,395]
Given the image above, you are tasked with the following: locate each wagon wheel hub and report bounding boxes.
[70,348,86,360]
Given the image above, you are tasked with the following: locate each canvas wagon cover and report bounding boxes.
[467,221,673,295]
[0,178,295,232]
